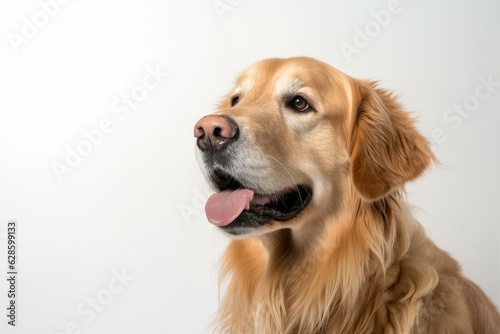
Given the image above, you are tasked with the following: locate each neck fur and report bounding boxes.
[216,187,418,333]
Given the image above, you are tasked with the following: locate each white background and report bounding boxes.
[0,1,498,333]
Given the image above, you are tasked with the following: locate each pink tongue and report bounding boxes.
[205,189,254,226]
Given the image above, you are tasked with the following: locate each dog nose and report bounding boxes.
[194,115,239,152]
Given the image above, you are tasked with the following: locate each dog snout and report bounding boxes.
[194,115,239,152]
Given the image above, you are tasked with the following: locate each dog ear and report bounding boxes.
[350,81,434,200]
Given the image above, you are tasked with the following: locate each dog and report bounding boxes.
[194,57,500,333]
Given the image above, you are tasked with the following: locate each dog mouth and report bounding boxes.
[205,169,312,235]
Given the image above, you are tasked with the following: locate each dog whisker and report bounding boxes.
[263,153,305,208]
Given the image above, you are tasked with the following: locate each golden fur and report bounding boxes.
[201,57,499,333]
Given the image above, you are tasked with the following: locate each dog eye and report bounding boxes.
[288,96,312,112]
[231,96,240,107]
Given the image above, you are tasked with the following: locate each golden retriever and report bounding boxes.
[193,57,500,333]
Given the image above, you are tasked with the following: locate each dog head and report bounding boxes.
[194,57,433,236]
